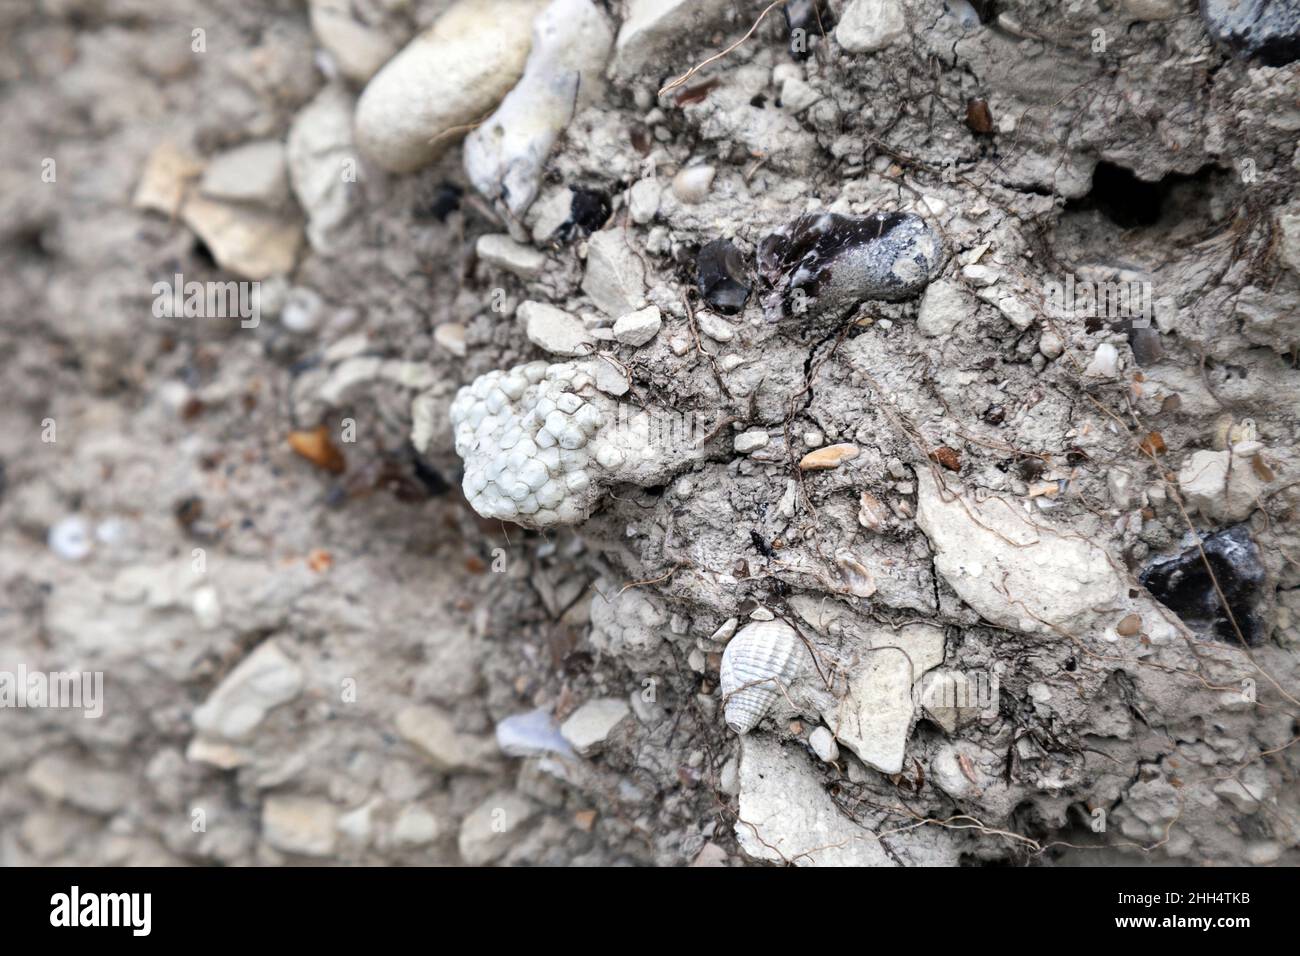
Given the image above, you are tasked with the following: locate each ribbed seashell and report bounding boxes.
[719,619,807,734]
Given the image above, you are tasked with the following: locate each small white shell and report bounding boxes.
[719,619,807,734]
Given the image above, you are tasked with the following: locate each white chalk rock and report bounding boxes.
[736,735,895,866]
[262,796,338,857]
[354,0,545,173]
[837,0,907,53]
[520,301,595,356]
[916,278,969,337]
[308,0,399,84]
[671,164,715,204]
[476,233,547,277]
[809,726,840,763]
[287,84,360,254]
[1178,449,1266,523]
[734,430,769,453]
[582,228,647,316]
[821,650,914,774]
[1084,342,1120,377]
[464,0,613,219]
[628,178,662,224]
[612,305,662,346]
[200,140,290,209]
[914,470,1127,635]
[192,640,304,741]
[559,697,630,755]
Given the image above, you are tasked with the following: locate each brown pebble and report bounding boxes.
[931,445,961,472]
[1116,613,1142,636]
[288,425,346,473]
[307,548,333,573]
[966,97,995,135]
[174,495,204,528]
[573,809,597,832]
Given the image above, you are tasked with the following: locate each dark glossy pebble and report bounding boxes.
[558,187,612,241]
[758,211,943,318]
[783,0,836,60]
[1140,524,1268,645]
[418,181,463,222]
[696,239,752,315]
[1200,0,1300,66]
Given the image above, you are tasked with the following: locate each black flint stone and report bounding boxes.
[1140,524,1268,645]
[783,1,836,60]
[558,188,612,241]
[696,239,752,314]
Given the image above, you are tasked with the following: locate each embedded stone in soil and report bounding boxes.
[696,238,752,314]
[1139,524,1268,645]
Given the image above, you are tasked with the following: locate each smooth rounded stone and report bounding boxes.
[434,322,468,357]
[199,140,290,209]
[809,726,840,763]
[287,84,359,255]
[391,806,441,846]
[628,177,662,224]
[280,285,323,332]
[696,310,735,341]
[464,0,613,219]
[1200,0,1300,66]
[837,0,907,53]
[759,212,943,319]
[1038,327,1065,359]
[308,0,399,84]
[733,430,769,453]
[476,233,546,277]
[262,796,338,857]
[559,697,630,755]
[612,305,662,346]
[520,301,595,356]
[458,793,538,865]
[696,239,751,315]
[354,0,546,173]
[671,164,715,203]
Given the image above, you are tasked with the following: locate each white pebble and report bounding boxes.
[672,165,715,204]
